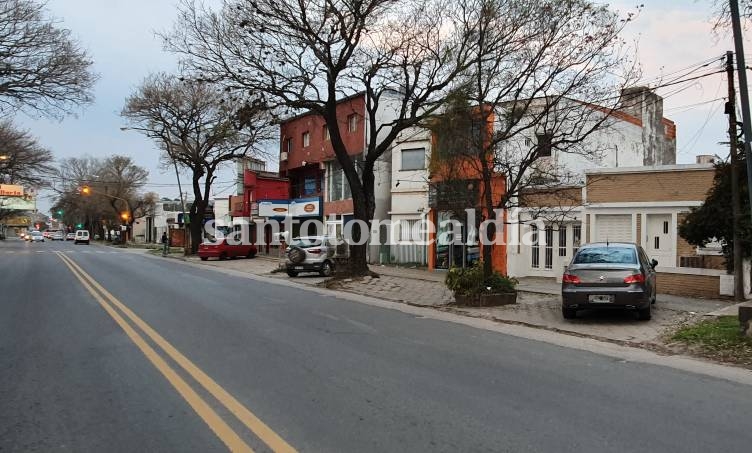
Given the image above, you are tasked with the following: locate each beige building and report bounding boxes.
[510,163,747,299]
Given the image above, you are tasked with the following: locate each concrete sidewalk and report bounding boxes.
[164,252,736,346]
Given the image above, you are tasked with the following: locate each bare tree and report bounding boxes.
[52,156,153,239]
[163,0,475,275]
[428,0,640,277]
[0,0,97,118]
[0,119,54,186]
[121,73,272,253]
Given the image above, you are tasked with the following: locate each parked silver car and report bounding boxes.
[285,236,336,277]
[561,242,657,320]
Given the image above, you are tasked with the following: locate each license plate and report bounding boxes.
[294,266,304,270]
[589,295,613,303]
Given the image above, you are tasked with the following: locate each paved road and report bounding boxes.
[2,238,752,452]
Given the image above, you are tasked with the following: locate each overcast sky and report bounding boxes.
[14,0,752,214]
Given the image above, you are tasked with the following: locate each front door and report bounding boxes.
[645,214,674,268]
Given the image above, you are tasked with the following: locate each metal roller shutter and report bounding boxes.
[595,214,632,242]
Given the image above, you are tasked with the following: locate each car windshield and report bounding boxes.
[573,246,637,265]
[31,231,42,236]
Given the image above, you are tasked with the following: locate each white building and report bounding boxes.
[387,127,432,265]
[506,88,677,279]
[133,199,183,243]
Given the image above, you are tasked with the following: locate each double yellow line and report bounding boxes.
[56,252,296,453]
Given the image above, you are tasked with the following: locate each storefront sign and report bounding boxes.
[0,185,23,197]
[0,196,35,210]
[257,197,322,218]
[289,197,321,217]
[258,200,289,217]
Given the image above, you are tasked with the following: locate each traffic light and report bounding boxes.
[57,209,63,216]
[76,223,83,229]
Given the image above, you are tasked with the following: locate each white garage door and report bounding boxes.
[595,214,632,243]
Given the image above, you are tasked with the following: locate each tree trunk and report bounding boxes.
[347,186,372,276]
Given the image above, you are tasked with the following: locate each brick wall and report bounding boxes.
[587,169,714,203]
[520,187,582,207]
[324,199,354,216]
[657,272,723,299]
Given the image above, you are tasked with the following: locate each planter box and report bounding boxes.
[480,292,517,307]
[454,292,517,307]
[454,294,480,306]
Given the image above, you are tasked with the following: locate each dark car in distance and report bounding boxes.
[561,242,657,321]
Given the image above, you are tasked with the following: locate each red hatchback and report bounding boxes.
[198,239,257,261]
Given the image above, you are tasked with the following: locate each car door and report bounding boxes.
[638,246,656,299]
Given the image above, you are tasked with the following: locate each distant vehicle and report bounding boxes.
[74,230,90,245]
[66,232,76,241]
[29,230,44,242]
[198,238,257,261]
[51,231,64,241]
[285,236,336,277]
[561,242,657,321]
[18,232,27,240]
[42,231,51,239]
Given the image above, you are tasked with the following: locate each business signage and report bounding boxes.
[0,196,35,210]
[0,185,24,197]
[257,197,322,218]
[289,197,322,217]
[258,200,289,217]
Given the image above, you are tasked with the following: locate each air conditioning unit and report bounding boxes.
[280,151,288,161]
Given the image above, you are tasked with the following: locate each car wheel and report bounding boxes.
[562,306,577,319]
[200,257,208,261]
[320,261,333,277]
[219,252,228,261]
[247,251,256,259]
[287,270,298,277]
[637,304,652,321]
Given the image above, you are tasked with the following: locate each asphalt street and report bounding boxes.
[2,238,752,453]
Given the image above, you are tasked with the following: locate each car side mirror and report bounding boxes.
[651,259,658,269]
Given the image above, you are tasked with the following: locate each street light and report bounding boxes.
[80,184,132,244]
[0,154,8,161]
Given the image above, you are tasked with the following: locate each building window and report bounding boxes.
[400,219,420,242]
[401,148,425,171]
[536,133,552,158]
[558,226,567,257]
[663,221,669,234]
[327,157,359,201]
[348,114,358,132]
[531,225,539,269]
[285,138,292,153]
[524,137,532,147]
[304,176,317,195]
[545,226,554,269]
[323,125,330,141]
[654,236,660,250]
[302,131,310,148]
[572,224,582,255]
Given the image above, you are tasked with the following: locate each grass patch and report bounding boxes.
[671,316,752,366]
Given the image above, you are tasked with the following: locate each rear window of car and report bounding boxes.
[290,238,324,248]
[573,247,637,265]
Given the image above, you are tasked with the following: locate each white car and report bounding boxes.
[29,230,44,242]
[285,236,336,277]
[52,231,64,241]
[74,230,90,245]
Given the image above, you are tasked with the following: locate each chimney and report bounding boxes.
[618,86,663,120]
[696,155,715,164]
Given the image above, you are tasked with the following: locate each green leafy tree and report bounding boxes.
[679,159,752,272]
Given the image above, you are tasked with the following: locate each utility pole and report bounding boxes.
[726,51,744,301]
[730,0,752,221]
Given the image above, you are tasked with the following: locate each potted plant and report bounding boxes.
[445,263,518,307]
[445,264,483,306]
[478,272,518,306]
